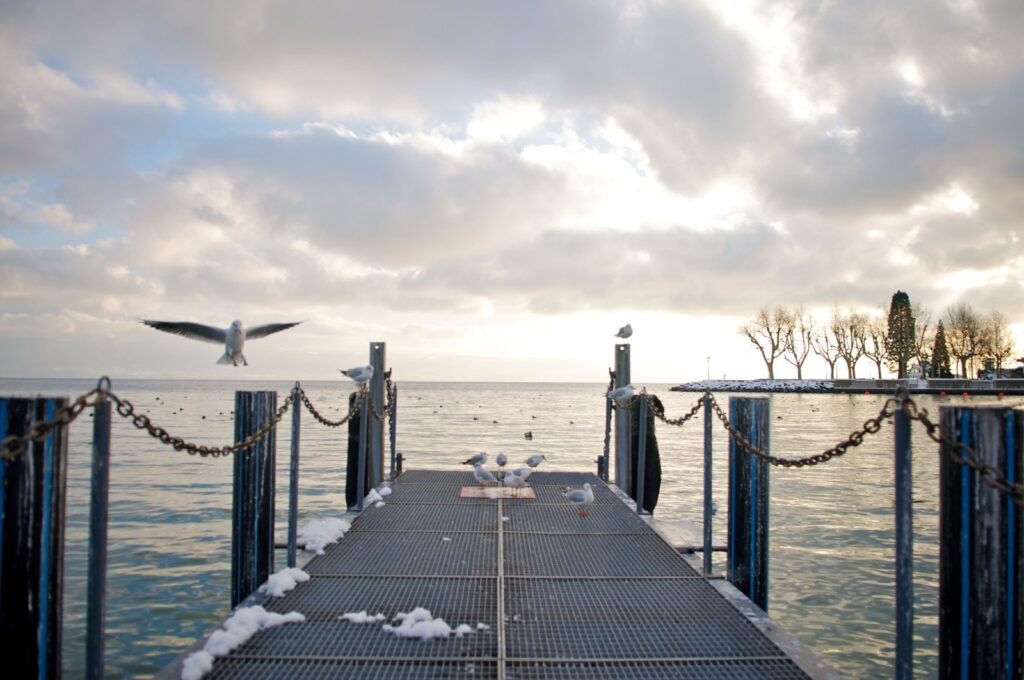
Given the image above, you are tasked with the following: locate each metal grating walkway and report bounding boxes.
[195,471,814,679]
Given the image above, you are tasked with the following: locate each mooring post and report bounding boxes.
[388,382,398,481]
[287,383,301,569]
[355,390,369,512]
[727,396,770,611]
[0,396,69,679]
[368,342,386,489]
[231,391,277,608]
[894,397,913,680]
[703,392,713,576]
[614,344,631,491]
[86,393,112,680]
[635,395,649,515]
[601,373,613,481]
[938,405,1022,680]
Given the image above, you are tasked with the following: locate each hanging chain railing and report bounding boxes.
[300,384,367,428]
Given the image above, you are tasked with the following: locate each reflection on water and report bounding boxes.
[1,378,999,677]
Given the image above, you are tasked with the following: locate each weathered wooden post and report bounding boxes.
[727,396,770,611]
[287,384,301,569]
[614,344,631,491]
[369,342,386,489]
[703,393,714,575]
[894,398,913,680]
[0,396,69,679]
[87,392,112,680]
[938,405,1022,680]
[231,391,277,608]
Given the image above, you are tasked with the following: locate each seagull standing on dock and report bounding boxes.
[503,473,527,497]
[614,324,633,339]
[524,454,546,469]
[473,464,497,486]
[496,453,507,470]
[510,467,532,481]
[339,366,374,384]
[563,483,595,517]
[462,452,487,466]
[141,319,302,366]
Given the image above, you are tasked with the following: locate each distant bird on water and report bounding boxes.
[524,454,546,469]
[462,452,487,466]
[614,323,633,339]
[141,319,301,366]
[339,366,374,384]
[563,483,595,517]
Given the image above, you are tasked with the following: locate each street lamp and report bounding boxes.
[706,356,711,381]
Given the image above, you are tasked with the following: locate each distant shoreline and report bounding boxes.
[672,378,1024,395]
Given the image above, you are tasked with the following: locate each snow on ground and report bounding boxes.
[673,379,835,393]
[181,606,304,680]
[340,610,386,624]
[381,607,487,642]
[297,517,352,555]
[259,567,310,597]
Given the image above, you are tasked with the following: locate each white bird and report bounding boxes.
[614,323,633,339]
[496,453,508,469]
[473,464,497,486]
[510,467,532,481]
[563,483,595,517]
[607,384,636,404]
[339,366,374,384]
[503,473,527,497]
[524,454,546,469]
[462,452,487,466]
[141,319,301,366]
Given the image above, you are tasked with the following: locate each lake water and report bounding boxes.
[2,378,1017,678]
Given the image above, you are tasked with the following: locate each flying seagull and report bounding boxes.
[563,483,595,517]
[339,366,374,384]
[141,319,301,366]
[614,323,633,339]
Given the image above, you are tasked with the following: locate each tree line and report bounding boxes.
[740,292,1021,380]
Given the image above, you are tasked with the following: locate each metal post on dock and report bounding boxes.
[231,391,277,608]
[369,342,386,489]
[702,393,713,576]
[938,405,1022,680]
[0,396,69,679]
[389,382,398,480]
[287,383,301,569]
[86,390,112,680]
[614,344,631,491]
[893,396,913,680]
[635,395,648,514]
[727,396,770,611]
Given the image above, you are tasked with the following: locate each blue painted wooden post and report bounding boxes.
[0,397,69,679]
[86,395,112,680]
[287,384,300,569]
[894,398,914,680]
[727,396,770,611]
[369,342,386,489]
[938,405,1022,680]
[614,345,631,490]
[231,391,277,608]
[635,395,648,515]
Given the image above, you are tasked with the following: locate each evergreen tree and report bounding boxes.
[885,291,915,378]
[931,320,953,378]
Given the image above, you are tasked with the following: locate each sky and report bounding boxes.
[1,0,1022,383]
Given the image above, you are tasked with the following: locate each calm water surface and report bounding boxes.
[2,378,1014,678]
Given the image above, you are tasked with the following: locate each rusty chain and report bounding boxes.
[368,373,393,423]
[300,384,367,427]
[647,392,705,426]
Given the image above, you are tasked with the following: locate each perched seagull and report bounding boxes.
[524,454,546,469]
[503,473,527,497]
[563,483,595,517]
[510,467,532,481]
[496,453,508,470]
[473,464,497,486]
[141,319,301,366]
[614,323,633,339]
[339,366,374,384]
[607,384,636,404]
[462,452,487,466]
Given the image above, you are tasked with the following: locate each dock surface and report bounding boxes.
[194,470,813,678]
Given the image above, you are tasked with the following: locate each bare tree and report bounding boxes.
[833,311,867,378]
[911,305,931,376]
[811,319,841,379]
[861,317,887,379]
[945,302,982,378]
[981,310,1015,372]
[783,306,813,379]
[740,306,793,379]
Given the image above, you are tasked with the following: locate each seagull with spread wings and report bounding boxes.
[141,319,302,366]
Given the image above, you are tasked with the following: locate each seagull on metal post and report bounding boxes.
[141,319,302,366]
[607,384,636,405]
[563,483,595,517]
[339,366,374,384]
[614,323,632,339]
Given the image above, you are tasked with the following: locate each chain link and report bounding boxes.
[647,392,705,426]
[300,385,368,428]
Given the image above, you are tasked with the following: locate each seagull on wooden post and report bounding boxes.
[614,323,633,339]
[141,319,302,366]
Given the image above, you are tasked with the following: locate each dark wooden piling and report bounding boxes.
[893,400,913,680]
[231,391,277,608]
[0,397,69,679]
[938,405,1022,680]
[727,396,771,611]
